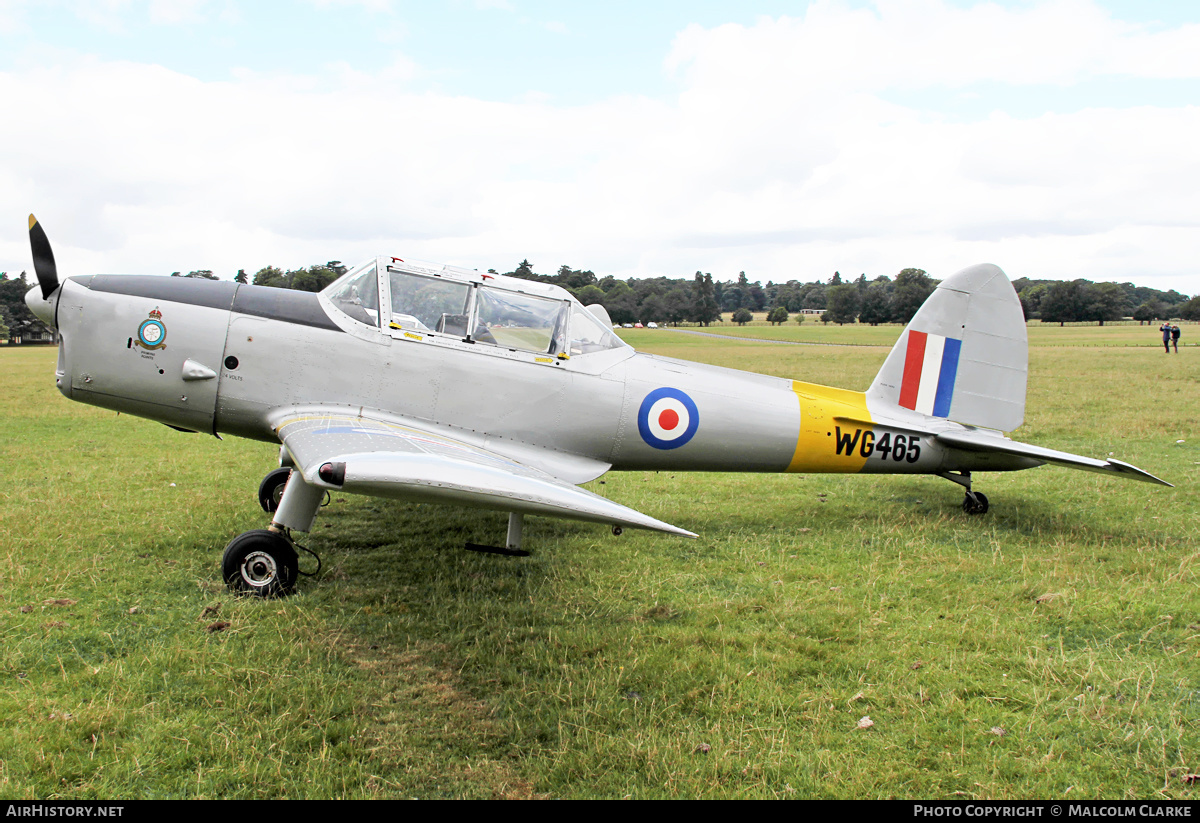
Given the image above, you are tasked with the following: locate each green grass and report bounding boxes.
[652,319,1197,349]
[0,339,1196,799]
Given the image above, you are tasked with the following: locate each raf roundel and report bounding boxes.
[638,388,699,450]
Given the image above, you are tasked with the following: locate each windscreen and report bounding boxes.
[325,261,380,326]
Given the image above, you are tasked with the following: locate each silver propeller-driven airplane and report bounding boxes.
[23,216,1169,596]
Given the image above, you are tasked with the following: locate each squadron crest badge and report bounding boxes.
[136,308,167,350]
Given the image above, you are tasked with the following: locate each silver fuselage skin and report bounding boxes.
[40,270,1032,484]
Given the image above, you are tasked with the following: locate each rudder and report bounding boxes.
[868,264,1027,432]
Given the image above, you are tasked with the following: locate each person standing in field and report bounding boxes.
[1160,322,1172,353]
[1171,325,1180,353]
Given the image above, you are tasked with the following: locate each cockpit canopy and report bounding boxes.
[324,257,626,357]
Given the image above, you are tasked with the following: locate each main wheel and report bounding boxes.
[962,491,989,515]
[222,530,299,597]
[258,468,293,513]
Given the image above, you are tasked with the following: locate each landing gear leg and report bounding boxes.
[506,512,524,551]
[938,470,989,515]
[465,512,531,557]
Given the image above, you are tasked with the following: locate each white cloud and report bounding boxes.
[1,0,1197,294]
[147,0,208,25]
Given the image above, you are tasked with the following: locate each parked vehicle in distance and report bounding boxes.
[647,322,658,329]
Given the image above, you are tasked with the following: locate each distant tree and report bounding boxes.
[186,270,217,280]
[575,284,607,307]
[828,271,843,285]
[732,308,753,325]
[512,259,536,280]
[1176,296,1200,321]
[699,273,720,326]
[556,264,597,291]
[253,266,285,288]
[801,284,826,311]
[1039,280,1090,325]
[0,272,34,332]
[326,261,348,277]
[721,271,750,311]
[824,283,860,325]
[1017,282,1049,318]
[1132,301,1165,323]
[288,268,320,292]
[639,293,666,325]
[1083,282,1128,325]
[858,281,892,325]
[690,272,719,326]
[793,313,804,325]
[891,268,936,324]
[601,280,637,325]
[293,264,342,292]
[743,283,763,311]
[663,285,693,326]
[234,269,249,285]
[773,282,799,313]
[767,306,789,325]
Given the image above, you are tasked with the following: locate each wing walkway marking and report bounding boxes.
[658,328,890,348]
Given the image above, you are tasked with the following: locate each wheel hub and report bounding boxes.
[240,550,279,587]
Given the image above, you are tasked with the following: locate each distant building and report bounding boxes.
[6,318,59,345]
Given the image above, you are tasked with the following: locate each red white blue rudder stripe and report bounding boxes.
[638,388,699,450]
[898,330,961,418]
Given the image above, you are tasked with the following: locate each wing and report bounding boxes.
[270,410,696,537]
[935,430,1172,486]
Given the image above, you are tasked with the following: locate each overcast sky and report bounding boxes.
[1,0,1197,294]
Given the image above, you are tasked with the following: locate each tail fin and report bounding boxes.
[868,264,1027,432]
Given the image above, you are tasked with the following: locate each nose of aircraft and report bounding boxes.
[25,282,58,326]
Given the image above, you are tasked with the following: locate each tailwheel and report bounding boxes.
[962,491,989,515]
[222,529,299,597]
[258,468,292,513]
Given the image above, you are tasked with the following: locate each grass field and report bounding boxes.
[690,317,1198,349]
[0,334,1196,800]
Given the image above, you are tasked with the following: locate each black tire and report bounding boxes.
[222,530,299,597]
[258,468,292,513]
[962,491,990,515]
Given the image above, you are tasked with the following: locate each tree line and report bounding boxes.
[499,263,1198,326]
[3,261,1197,341]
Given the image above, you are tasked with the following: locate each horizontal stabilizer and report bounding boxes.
[936,430,1171,486]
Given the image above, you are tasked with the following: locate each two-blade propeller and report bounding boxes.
[28,214,59,300]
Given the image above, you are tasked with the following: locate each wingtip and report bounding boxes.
[1105,459,1172,487]
[28,214,37,231]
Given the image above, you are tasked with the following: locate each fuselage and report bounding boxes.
[36,260,1035,485]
